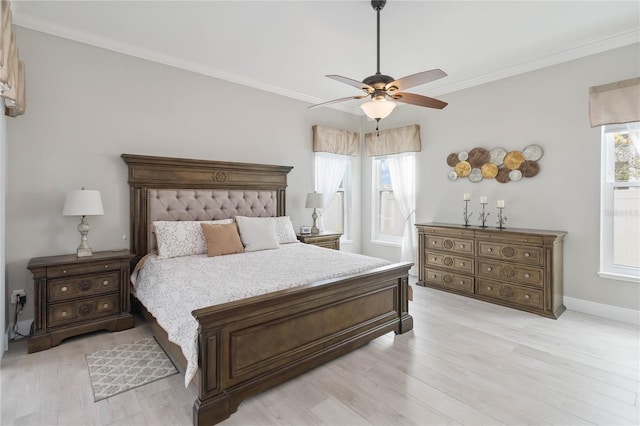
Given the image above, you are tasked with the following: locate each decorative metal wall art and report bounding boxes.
[447,145,543,183]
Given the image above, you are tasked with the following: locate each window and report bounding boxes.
[373,157,405,244]
[323,172,348,237]
[600,123,640,282]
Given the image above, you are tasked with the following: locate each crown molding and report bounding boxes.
[13,11,639,117]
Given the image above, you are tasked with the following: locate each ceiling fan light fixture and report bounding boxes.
[361,99,396,120]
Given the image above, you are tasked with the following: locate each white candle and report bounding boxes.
[463,193,471,201]
[497,200,505,208]
[480,196,488,204]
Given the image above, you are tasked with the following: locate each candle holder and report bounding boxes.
[497,207,507,230]
[463,200,472,227]
[478,203,490,228]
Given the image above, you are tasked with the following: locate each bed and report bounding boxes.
[121,154,413,426]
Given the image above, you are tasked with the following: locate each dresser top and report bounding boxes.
[416,222,567,238]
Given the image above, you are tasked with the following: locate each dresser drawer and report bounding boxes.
[425,236,474,255]
[476,279,543,309]
[477,241,543,266]
[425,252,474,273]
[476,260,543,287]
[47,294,120,328]
[424,268,474,294]
[47,260,122,278]
[48,273,120,302]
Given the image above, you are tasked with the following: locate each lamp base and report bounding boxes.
[77,247,93,257]
[311,208,320,234]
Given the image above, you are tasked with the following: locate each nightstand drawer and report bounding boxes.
[48,272,120,302]
[47,294,120,328]
[47,260,121,278]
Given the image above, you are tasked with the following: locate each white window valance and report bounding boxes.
[589,77,640,128]
[365,124,421,157]
[312,125,359,156]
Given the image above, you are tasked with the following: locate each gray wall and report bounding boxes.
[361,43,640,312]
[5,27,361,323]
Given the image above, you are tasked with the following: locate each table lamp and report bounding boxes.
[63,189,104,257]
[305,192,323,235]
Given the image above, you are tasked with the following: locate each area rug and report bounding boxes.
[86,337,178,402]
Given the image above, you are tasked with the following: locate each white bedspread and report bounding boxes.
[132,242,392,387]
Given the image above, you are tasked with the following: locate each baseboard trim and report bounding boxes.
[564,297,640,325]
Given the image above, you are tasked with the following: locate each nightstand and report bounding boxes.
[296,231,342,250]
[27,250,136,353]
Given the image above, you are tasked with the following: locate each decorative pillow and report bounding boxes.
[234,216,280,252]
[274,216,298,244]
[153,219,233,259]
[200,222,244,257]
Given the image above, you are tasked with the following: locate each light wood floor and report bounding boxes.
[2,284,639,426]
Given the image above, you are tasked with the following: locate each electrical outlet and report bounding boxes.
[11,289,26,304]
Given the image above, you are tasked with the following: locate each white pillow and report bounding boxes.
[153,219,233,259]
[274,216,298,244]
[235,216,280,252]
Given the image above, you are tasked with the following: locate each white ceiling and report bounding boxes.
[12,1,640,115]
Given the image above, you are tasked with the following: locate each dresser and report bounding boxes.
[296,231,342,250]
[416,223,566,319]
[27,250,136,353]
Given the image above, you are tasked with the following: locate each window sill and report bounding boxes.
[598,271,640,284]
[370,239,402,248]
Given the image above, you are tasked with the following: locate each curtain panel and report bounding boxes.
[312,125,359,156]
[365,124,421,156]
[0,0,25,117]
[589,77,640,127]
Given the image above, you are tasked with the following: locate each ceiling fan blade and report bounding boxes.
[386,69,447,92]
[326,75,374,93]
[308,95,368,109]
[391,92,448,109]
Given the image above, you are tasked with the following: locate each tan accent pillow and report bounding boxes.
[200,222,245,257]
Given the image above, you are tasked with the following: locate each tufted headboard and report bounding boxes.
[121,154,293,258]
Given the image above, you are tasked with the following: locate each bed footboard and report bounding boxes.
[192,262,413,426]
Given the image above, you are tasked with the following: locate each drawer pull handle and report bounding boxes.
[102,280,109,286]
[432,274,437,278]
[62,270,67,274]
[60,311,68,317]
[61,286,68,292]
[459,244,464,248]
[524,273,530,278]
[524,253,530,257]
[432,241,437,245]
[524,294,530,300]
[460,262,465,266]
[487,267,492,272]
[104,265,109,268]
[487,248,493,252]
[103,303,109,309]
[459,281,464,285]
[487,286,492,291]
[433,257,437,261]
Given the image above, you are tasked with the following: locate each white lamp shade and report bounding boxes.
[305,192,324,209]
[360,99,397,120]
[63,190,104,216]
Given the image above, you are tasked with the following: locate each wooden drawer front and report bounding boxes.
[424,268,474,294]
[47,295,120,328]
[477,260,543,287]
[426,236,474,255]
[420,226,474,239]
[47,261,121,278]
[477,279,543,309]
[48,273,120,302]
[313,240,339,250]
[477,241,543,266]
[425,252,474,274]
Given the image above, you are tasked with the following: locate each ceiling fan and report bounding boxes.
[309,0,448,130]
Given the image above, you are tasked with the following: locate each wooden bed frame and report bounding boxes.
[121,154,413,425]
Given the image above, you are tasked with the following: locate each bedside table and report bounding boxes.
[296,231,342,250]
[27,250,136,353]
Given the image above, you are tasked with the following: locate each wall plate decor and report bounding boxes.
[447,145,543,183]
